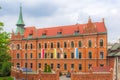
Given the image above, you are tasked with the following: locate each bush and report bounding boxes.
[0,62,12,77]
[44,65,51,72]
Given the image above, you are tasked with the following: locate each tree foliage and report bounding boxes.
[0,14,11,76]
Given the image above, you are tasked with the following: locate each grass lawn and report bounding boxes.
[0,76,13,80]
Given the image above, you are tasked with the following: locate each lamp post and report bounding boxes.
[26,38,28,80]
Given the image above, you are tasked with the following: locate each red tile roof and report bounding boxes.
[23,21,107,38]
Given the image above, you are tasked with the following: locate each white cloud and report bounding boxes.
[0,0,120,43]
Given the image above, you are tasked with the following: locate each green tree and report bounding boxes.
[0,7,11,76]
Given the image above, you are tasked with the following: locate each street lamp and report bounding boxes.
[26,38,29,80]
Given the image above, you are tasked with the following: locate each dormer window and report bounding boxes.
[28,34,32,38]
[42,33,46,36]
[57,32,62,35]
[74,30,79,35]
[28,30,33,38]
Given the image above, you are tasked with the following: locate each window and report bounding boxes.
[51,63,53,69]
[38,53,41,58]
[30,63,33,68]
[57,64,60,69]
[71,64,74,69]
[51,53,53,58]
[25,63,27,68]
[30,53,33,59]
[17,53,20,59]
[44,63,47,67]
[100,52,104,59]
[78,41,82,48]
[38,43,41,49]
[57,53,60,59]
[79,52,82,59]
[71,41,74,48]
[100,64,104,67]
[38,63,41,68]
[88,40,92,47]
[25,53,27,59]
[17,44,20,50]
[11,44,14,50]
[57,42,60,48]
[57,32,62,35]
[51,43,53,48]
[16,63,20,68]
[25,44,27,49]
[30,44,33,49]
[78,64,82,70]
[45,53,47,58]
[100,39,103,47]
[44,43,47,49]
[88,64,92,69]
[42,33,46,36]
[64,64,67,70]
[64,53,67,59]
[64,42,67,48]
[71,52,74,58]
[88,52,92,59]
[74,30,79,35]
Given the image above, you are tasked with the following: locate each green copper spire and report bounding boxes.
[16,5,25,26]
[16,5,25,35]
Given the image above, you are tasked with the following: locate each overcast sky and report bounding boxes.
[0,0,120,43]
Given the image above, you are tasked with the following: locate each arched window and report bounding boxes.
[64,42,67,48]
[51,43,53,48]
[71,52,74,58]
[25,44,27,50]
[25,63,27,68]
[45,53,47,58]
[88,52,92,59]
[30,63,33,68]
[38,43,41,49]
[38,53,41,58]
[11,44,14,50]
[57,53,60,59]
[44,43,47,49]
[79,52,82,59]
[78,41,82,48]
[25,53,27,59]
[64,53,67,59]
[30,53,33,59]
[88,40,92,47]
[17,53,20,59]
[100,39,103,47]
[30,44,33,49]
[17,44,20,50]
[100,52,104,59]
[51,53,53,58]
[71,41,74,48]
[16,63,20,68]
[57,42,60,48]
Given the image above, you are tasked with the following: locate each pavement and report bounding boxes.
[59,76,71,80]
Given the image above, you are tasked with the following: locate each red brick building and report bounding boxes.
[10,6,108,74]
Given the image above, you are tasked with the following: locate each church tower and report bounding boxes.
[16,5,25,35]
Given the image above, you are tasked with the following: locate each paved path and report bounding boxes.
[59,76,71,80]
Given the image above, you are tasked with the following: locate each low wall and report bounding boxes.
[71,72,113,80]
[11,67,59,80]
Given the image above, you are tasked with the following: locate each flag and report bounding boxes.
[54,48,57,59]
[41,48,44,58]
[75,48,78,58]
[60,48,63,58]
